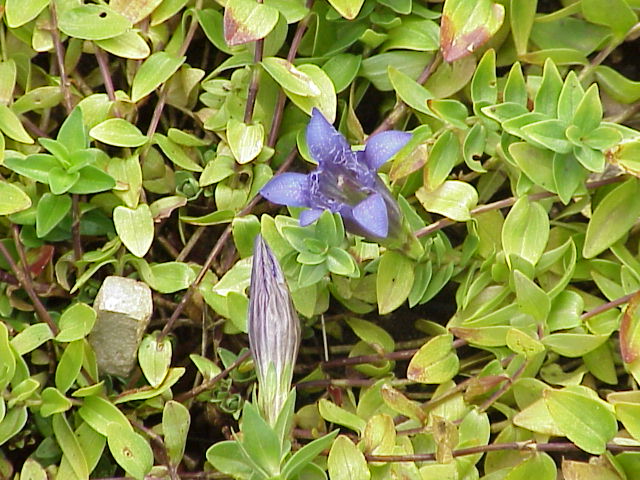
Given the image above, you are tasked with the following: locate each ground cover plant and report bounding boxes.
[3,0,640,478]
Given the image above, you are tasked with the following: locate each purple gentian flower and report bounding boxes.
[249,235,300,425]
[261,109,411,241]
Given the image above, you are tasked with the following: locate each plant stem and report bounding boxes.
[0,227,59,334]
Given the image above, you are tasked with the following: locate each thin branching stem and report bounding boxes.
[0,227,59,334]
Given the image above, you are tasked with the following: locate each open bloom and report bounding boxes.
[261,109,411,241]
[248,234,301,425]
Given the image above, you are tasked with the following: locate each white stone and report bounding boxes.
[89,276,152,377]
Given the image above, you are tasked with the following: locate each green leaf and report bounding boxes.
[509,0,537,55]
[584,179,640,258]
[467,48,498,109]
[131,52,186,103]
[582,0,637,40]
[281,430,339,480]
[318,399,366,433]
[505,453,556,480]
[345,317,394,353]
[40,387,72,417]
[441,0,505,62]
[95,31,151,60]
[53,413,89,480]
[78,395,133,436]
[512,270,550,323]
[571,84,602,136]
[106,422,153,480]
[0,105,34,144]
[55,340,84,393]
[595,65,640,103]
[328,435,370,480]
[506,328,545,358]
[138,332,172,387]
[534,59,563,116]
[36,193,71,238]
[206,441,253,478]
[0,181,31,215]
[49,167,80,195]
[69,166,116,194]
[5,0,48,28]
[380,384,427,423]
[55,303,97,343]
[0,323,16,391]
[388,66,433,115]
[327,247,357,276]
[223,0,279,46]
[407,334,459,384]
[113,204,154,257]
[285,64,337,123]
[323,54,361,93]
[376,251,414,315]
[416,180,478,221]
[154,133,203,171]
[163,400,190,466]
[227,119,264,165]
[262,57,321,96]
[544,388,617,454]
[58,5,132,40]
[508,142,556,193]
[522,119,572,154]
[89,118,148,147]
[240,402,281,476]
[0,406,27,447]
[326,0,364,19]
[542,333,609,358]
[11,323,53,355]
[502,197,549,267]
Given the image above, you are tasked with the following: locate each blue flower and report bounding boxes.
[261,109,411,241]
[249,235,300,425]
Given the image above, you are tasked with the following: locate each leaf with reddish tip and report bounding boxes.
[223,0,279,46]
[620,292,640,364]
[440,0,505,63]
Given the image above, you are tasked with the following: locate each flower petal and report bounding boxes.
[299,208,323,226]
[364,131,412,171]
[306,108,351,166]
[260,173,309,207]
[352,193,388,238]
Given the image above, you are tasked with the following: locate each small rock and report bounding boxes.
[89,276,153,377]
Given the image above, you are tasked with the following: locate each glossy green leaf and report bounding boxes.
[11,323,53,355]
[0,406,27,447]
[55,340,84,393]
[388,66,433,115]
[544,388,617,454]
[510,0,537,55]
[154,134,203,171]
[138,332,172,387]
[584,179,640,258]
[131,52,186,102]
[407,334,459,384]
[36,193,71,238]
[595,66,640,104]
[512,270,550,322]
[58,5,132,40]
[328,435,370,480]
[227,119,264,165]
[113,204,154,257]
[502,197,549,267]
[441,0,505,62]
[582,0,637,40]
[318,399,366,433]
[262,57,321,96]
[505,453,556,480]
[106,422,153,480]
[95,31,151,60]
[223,0,279,46]
[5,0,49,28]
[285,64,337,123]
[53,413,89,480]
[376,250,414,315]
[78,395,133,436]
[416,180,478,221]
[0,105,34,144]
[542,333,609,358]
[163,400,190,465]
[55,303,97,343]
[0,181,32,215]
[40,387,72,417]
[89,118,148,147]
